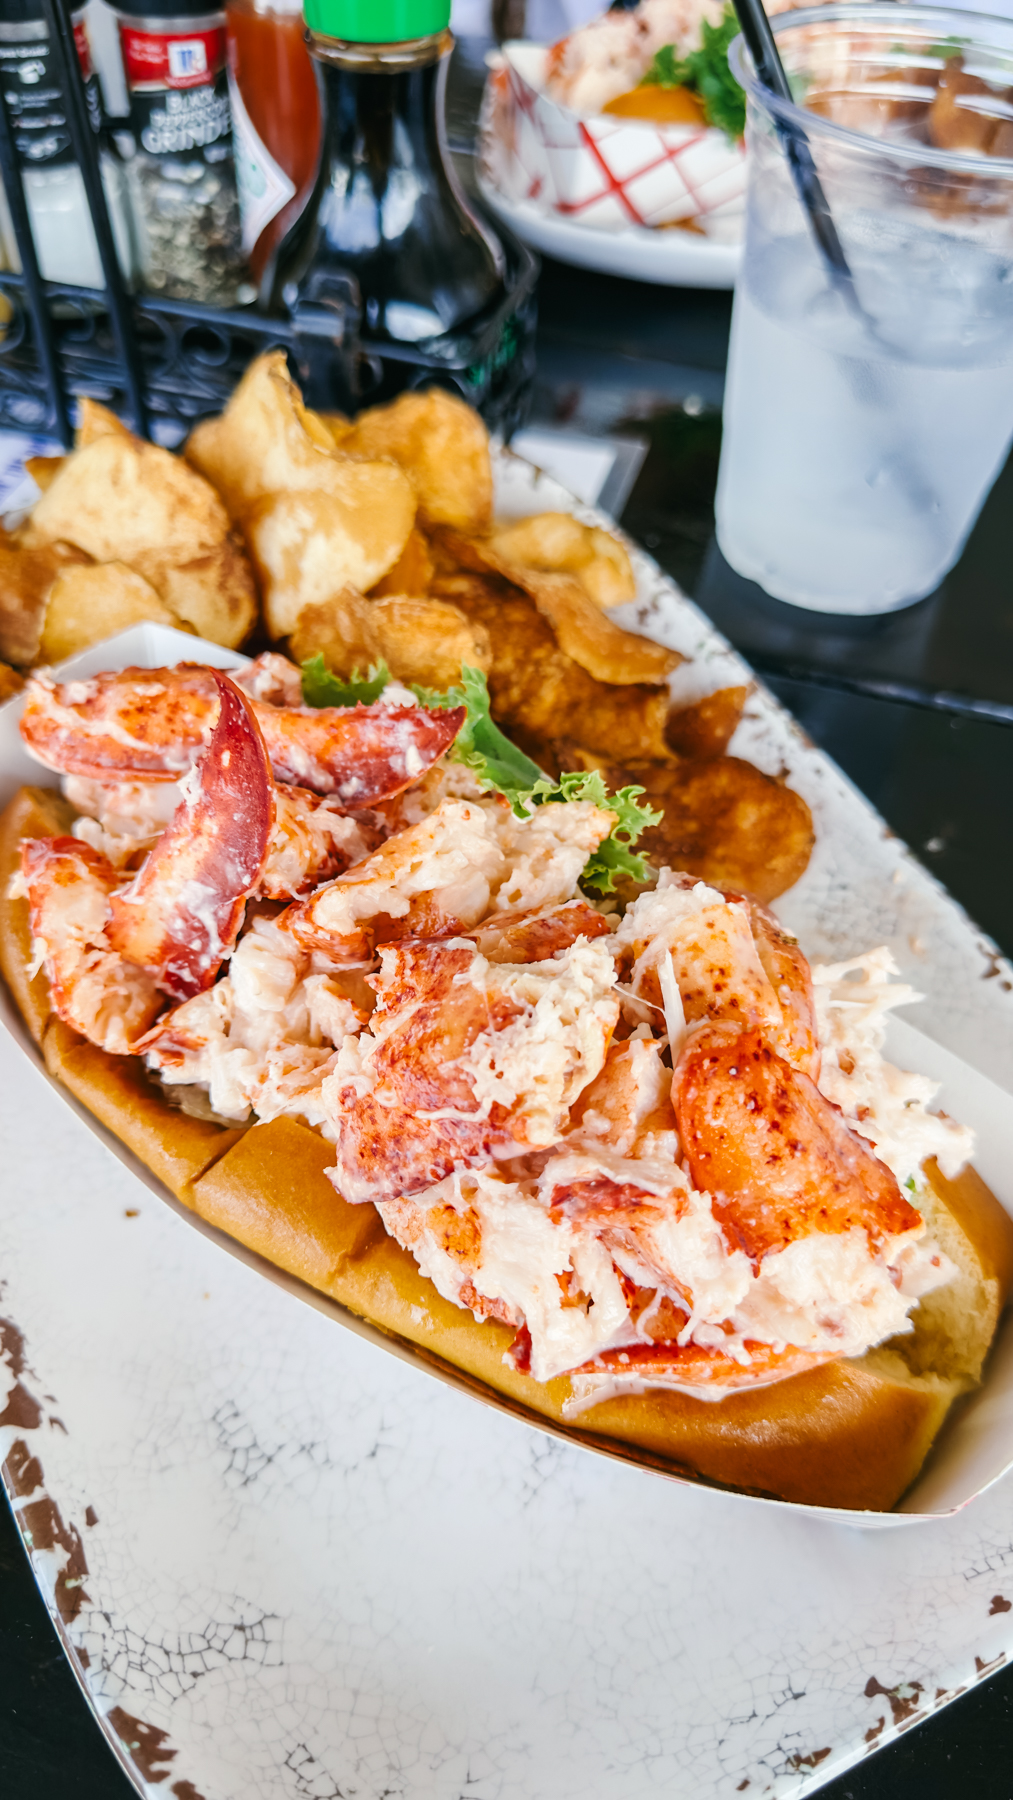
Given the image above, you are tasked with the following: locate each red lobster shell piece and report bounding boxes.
[20,664,466,806]
[252,701,466,802]
[20,835,163,1053]
[107,674,274,1002]
[577,1338,836,1392]
[20,665,217,781]
[673,1023,921,1268]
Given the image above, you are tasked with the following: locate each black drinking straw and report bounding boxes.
[730,0,863,309]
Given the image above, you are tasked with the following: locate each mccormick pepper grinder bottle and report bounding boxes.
[112,0,247,304]
[224,0,321,285]
[270,0,521,409]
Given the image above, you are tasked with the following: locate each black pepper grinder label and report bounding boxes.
[118,20,232,158]
[0,11,101,170]
[115,11,246,305]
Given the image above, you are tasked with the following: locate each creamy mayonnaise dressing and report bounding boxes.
[146,918,359,1128]
[812,950,974,1189]
[65,774,181,866]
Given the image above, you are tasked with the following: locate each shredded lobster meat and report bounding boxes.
[15,652,973,1404]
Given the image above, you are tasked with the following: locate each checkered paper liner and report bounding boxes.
[481,42,746,241]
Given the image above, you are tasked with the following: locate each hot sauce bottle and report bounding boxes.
[224,0,321,284]
[269,0,532,417]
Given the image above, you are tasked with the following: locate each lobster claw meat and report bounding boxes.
[20,835,163,1053]
[20,664,216,781]
[673,1023,922,1267]
[252,701,467,802]
[107,673,274,1001]
[19,660,466,807]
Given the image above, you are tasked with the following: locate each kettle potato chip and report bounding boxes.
[0,537,91,666]
[290,588,491,690]
[607,755,815,903]
[23,405,257,650]
[489,511,636,609]
[24,455,65,494]
[28,426,229,569]
[39,562,174,663]
[246,476,417,640]
[437,572,672,762]
[369,526,435,599]
[436,529,678,685]
[0,659,24,702]
[138,539,258,649]
[74,398,134,446]
[185,352,346,517]
[288,588,383,674]
[337,389,493,533]
[511,569,678,686]
[665,685,749,760]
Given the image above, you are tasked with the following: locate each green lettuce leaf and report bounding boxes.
[411,664,545,806]
[301,654,391,708]
[414,667,662,894]
[642,41,690,87]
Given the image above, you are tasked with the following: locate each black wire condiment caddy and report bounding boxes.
[0,0,538,447]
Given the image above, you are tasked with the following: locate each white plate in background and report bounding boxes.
[479,170,742,287]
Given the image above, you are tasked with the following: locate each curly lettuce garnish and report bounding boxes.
[411,664,545,804]
[414,667,661,894]
[641,5,746,140]
[543,770,663,896]
[301,655,391,708]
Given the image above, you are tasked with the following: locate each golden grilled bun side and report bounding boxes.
[0,785,76,1045]
[880,1159,1013,1387]
[191,1123,1001,1511]
[186,1115,385,1286]
[3,783,1012,1510]
[41,1016,246,1207]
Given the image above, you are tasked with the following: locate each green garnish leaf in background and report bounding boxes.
[640,5,746,140]
[642,41,689,88]
[301,655,392,707]
[414,667,662,894]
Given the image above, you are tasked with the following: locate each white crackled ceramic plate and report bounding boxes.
[4,451,1013,1800]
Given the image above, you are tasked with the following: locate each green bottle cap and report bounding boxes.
[303,0,451,40]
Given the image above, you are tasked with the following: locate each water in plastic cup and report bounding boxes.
[715,5,1013,615]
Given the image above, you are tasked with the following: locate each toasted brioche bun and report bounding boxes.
[4,784,1013,1511]
[0,785,77,1045]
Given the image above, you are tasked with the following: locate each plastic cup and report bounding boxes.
[715,4,1013,615]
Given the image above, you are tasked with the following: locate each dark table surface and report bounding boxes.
[5,44,1013,1800]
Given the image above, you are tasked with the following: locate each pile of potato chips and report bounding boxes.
[0,401,257,665]
[0,351,813,901]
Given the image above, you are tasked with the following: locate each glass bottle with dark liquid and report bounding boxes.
[270,0,536,426]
